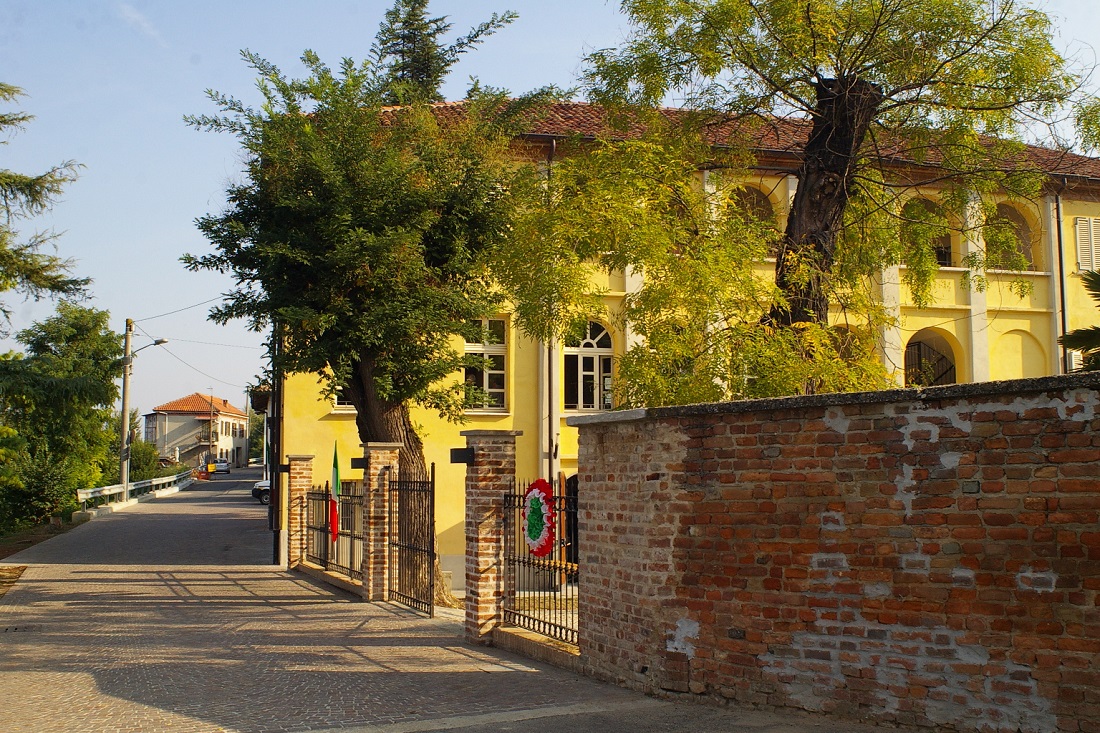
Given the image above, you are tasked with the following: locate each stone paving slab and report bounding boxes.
[0,473,897,733]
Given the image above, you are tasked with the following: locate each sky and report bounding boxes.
[0,0,1097,419]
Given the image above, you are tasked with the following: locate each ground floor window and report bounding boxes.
[564,321,614,411]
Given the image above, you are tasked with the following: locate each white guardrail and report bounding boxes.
[77,469,194,508]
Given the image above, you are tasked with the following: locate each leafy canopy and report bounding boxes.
[585,0,1088,327]
[185,48,555,432]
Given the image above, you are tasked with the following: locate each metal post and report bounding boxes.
[120,319,133,501]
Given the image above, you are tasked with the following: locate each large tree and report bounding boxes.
[584,0,1088,330]
[186,5,551,479]
[0,303,121,523]
[0,83,86,331]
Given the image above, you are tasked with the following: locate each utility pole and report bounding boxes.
[208,388,215,464]
[119,319,166,500]
[120,320,133,500]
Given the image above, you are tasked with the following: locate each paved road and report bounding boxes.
[0,471,892,733]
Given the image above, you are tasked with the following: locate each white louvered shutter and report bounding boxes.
[1075,217,1099,271]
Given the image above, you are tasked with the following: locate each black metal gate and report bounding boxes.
[388,464,435,616]
[305,482,365,580]
[502,475,579,645]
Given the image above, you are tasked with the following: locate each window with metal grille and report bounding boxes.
[564,321,613,411]
[464,318,507,409]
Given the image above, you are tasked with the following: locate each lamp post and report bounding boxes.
[120,318,167,501]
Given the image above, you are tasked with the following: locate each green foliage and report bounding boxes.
[497,123,891,404]
[248,412,265,459]
[0,304,121,519]
[1059,270,1100,370]
[186,4,558,471]
[3,448,79,523]
[584,0,1087,333]
[373,0,517,104]
[0,83,87,331]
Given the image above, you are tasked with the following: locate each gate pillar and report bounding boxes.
[286,454,314,567]
[461,429,522,644]
[361,442,402,601]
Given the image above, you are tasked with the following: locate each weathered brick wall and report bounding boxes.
[571,374,1100,733]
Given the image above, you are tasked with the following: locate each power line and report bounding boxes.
[134,323,249,389]
[154,337,264,350]
[158,345,247,389]
[133,296,223,323]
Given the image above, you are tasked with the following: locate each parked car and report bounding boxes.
[210,458,230,474]
[251,480,270,505]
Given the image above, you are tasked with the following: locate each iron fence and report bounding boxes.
[388,464,435,617]
[503,475,579,645]
[305,481,365,580]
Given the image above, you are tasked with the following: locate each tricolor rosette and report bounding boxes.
[522,479,556,558]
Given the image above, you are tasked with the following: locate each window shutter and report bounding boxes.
[1069,350,1084,372]
[1076,217,1098,271]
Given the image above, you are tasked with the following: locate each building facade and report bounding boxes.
[273,103,1100,586]
[144,393,250,468]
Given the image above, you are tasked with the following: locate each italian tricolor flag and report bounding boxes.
[329,442,340,541]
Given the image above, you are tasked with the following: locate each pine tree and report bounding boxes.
[374,0,516,103]
[0,83,86,330]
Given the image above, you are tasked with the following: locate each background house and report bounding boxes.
[144,393,249,468]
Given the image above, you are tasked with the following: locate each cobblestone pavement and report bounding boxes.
[0,473,893,733]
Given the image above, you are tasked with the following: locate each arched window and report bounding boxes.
[991,204,1036,270]
[564,322,613,411]
[905,330,957,386]
[902,198,953,267]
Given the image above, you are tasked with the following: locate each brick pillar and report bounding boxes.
[362,442,402,602]
[286,454,314,567]
[462,429,521,644]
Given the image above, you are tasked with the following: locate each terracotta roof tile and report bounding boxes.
[151,393,246,417]
[428,100,1100,182]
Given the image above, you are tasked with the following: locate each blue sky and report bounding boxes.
[0,0,1096,416]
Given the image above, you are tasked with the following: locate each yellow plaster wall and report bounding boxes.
[1061,198,1100,335]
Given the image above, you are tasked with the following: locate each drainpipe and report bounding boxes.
[545,138,561,482]
[1055,182,1070,373]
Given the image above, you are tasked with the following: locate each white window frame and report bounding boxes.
[333,386,356,413]
[1075,217,1100,272]
[464,318,507,411]
[564,321,614,412]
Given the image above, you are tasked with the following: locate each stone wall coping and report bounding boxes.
[459,430,524,437]
[360,442,403,450]
[286,454,315,460]
[566,372,1100,427]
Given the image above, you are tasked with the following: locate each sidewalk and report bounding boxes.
[0,476,894,733]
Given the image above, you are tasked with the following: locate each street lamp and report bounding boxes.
[120,318,167,500]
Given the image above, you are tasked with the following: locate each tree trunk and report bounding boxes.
[346,356,428,481]
[771,75,885,326]
[346,355,459,609]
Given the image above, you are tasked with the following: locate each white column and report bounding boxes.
[538,339,560,481]
[878,266,905,386]
[1045,195,1066,375]
[964,200,990,382]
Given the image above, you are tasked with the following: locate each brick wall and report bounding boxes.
[570,374,1100,733]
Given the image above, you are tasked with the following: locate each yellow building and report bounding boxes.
[275,103,1100,586]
